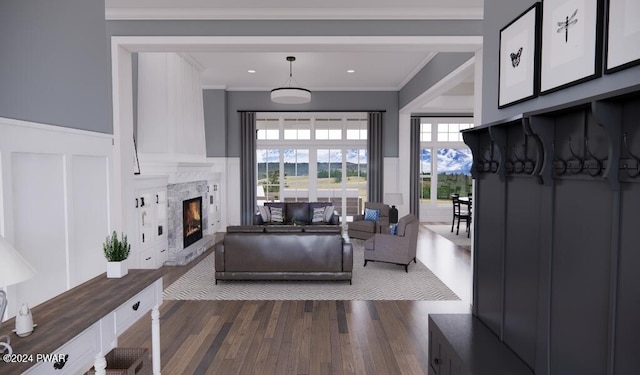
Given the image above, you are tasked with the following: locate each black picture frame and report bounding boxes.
[604,0,640,74]
[498,3,542,108]
[540,0,604,94]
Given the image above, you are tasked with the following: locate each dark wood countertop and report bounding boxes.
[0,269,164,373]
[429,314,534,375]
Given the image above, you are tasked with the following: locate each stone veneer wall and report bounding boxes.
[167,180,209,257]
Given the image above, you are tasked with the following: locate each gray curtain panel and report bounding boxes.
[367,112,384,202]
[240,112,257,225]
[409,117,421,217]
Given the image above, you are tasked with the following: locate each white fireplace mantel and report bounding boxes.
[138,155,221,184]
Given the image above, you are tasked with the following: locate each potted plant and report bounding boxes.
[103,231,130,278]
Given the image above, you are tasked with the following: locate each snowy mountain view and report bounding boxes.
[421,148,472,175]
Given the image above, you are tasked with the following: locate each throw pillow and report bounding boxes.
[364,208,380,221]
[270,207,284,223]
[323,205,335,222]
[258,206,271,223]
[312,207,326,223]
[391,223,398,235]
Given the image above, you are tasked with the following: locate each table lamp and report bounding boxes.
[0,234,36,355]
[385,193,404,224]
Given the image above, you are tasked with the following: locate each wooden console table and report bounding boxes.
[0,269,164,374]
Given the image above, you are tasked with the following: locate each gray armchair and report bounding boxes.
[363,214,419,272]
[347,202,390,240]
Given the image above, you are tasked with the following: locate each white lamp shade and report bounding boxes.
[384,193,404,206]
[270,88,311,104]
[0,235,36,287]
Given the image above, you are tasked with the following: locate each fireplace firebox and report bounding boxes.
[183,197,203,248]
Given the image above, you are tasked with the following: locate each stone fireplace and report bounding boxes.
[165,180,213,266]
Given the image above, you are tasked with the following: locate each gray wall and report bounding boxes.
[217,91,399,158]
[0,0,111,133]
[399,52,475,109]
[482,0,640,124]
[107,19,482,38]
[203,90,228,157]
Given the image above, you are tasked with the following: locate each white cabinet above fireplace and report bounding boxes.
[133,175,169,269]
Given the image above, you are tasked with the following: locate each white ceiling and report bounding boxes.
[106,0,483,113]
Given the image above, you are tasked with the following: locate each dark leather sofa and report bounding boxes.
[255,202,340,225]
[215,225,353,283]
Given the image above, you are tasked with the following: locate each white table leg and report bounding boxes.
[151,305,161,374]
[93,353,107,375]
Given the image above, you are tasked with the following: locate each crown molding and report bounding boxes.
[106,7,483,21]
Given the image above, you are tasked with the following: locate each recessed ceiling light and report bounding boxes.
[248,69,256,73]
[347,69,355,73]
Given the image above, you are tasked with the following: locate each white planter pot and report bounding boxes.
[107,261,128,278]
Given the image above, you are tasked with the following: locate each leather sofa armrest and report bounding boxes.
[254,213,265,225]
[215,241,225,271]
[342,239,353,272]
[329,212,340,225]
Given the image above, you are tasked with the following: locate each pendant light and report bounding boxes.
[270,56,311,104]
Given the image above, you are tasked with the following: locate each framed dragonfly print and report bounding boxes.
[499,3,541,108]
[605,0,640,73]
[540,0,604,93]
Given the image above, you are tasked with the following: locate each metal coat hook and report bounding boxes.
[481,141,499,173]
[506,134,536,175]
[584,137,604,177]
[567,137,584,174]
[506,144,523,174]
[623,132,640,178]
[552,141,567,175]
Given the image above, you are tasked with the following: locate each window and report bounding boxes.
[283,118,311,140]
[283,149,310,202]
[315,118,343,140]
[257,149,281,202]
[420,118,473,203]
[256,119,279,140]
[420,149,432,201]
[256,113,368,221]
[346,119,367,140]
[437,122,472,142]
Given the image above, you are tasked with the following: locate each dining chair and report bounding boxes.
[451,195,472,237]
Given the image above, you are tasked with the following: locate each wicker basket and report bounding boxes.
[86,348,150,375]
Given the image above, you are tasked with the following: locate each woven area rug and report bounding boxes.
[424,223,471,251]
[164,240,459,301]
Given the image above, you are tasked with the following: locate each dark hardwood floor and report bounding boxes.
[118,227,471,374]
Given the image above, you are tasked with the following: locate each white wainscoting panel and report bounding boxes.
[12,152,68,310]
[0,118,113,318]
[70,155,110,286]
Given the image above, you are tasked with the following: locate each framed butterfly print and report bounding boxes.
[540,0,603,94]
[499,3,541,108]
